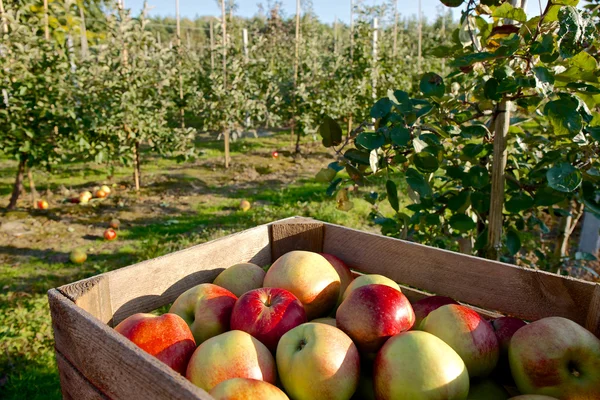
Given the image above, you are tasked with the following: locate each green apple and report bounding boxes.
[374,330,469,400]
[169,283,237,344]
[509,317,600,399]
[342,274,400,301]
[422,304,499,378]
[209,378,289,400]
[213,262,266,297]
[186,330,276,392]
[276,322,360,400]
[264,251,341,319]
[69,249,87,264]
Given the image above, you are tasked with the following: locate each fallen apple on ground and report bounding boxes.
[187,330,276,392]
[342,274,401,301]
[100,185,111,194]
[95,189,107,198]
[37,200,49,209]
[422,304,499,378]
[169,283,238,344]
[230,287,307,353]
[209,378,289,400]
[103,228,117,241]
[69,249,87,264]
[109,218,121,229]
[240,199,251,212]
[509,316,600,399]
[263,251,340,319]
[213,262,265,297]
[276,322,360,400]
[114,313,196,375]
[374,330,469,400]
[336,284,414,354]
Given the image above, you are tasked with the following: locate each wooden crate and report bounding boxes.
[48,217,600,400]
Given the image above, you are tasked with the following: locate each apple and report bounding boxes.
[491,316,527,380]
[466,379,509,399]
[95,189,107,198]
[37,200,49,209]
[336,284,415,354]
[230,287,307,353]
[209,378,289,400]
[422,304,499,378]
[213,262,266,297]
[169,283,238,345]
[69,249,87,264]
[79,191,92,204]
[272,151,279,159]
[109,218,121,229]
[114,313,196,375]
[342,274,400,301]
[411,295,459,329]
[263,251,341,319]
[186,330,276,391]
[509,316,600,399]
[276,322,360,400]
[319,253,354,308]
[311,317,337,327]
[103,228,117,241]
[101,185,111,194]
[374,330,469,400]
[240,200,251,212]
[508,396,559,400]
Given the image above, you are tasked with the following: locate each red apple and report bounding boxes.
[491,316,527,381]
[263,251,341,319]
[37,200,49,209]
[336,284,415,354]
[109,218,121,229]
[114,313,196,375]
[209,378,289,400]
[509,317,600,399]
[103,228,117,241]
[342,274,401,301]
[169,283,237,345]
[374,331,469,399]
[230,287,307,353]
[95,189,107,198]
[272,151,279,159]
[186,330,276,392]
[411,295,459,329]
[276,322,360,400]
[213,262,266,297]
[422,304,499,378]
[319,253,354,308]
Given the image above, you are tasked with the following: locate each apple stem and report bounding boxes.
[297,339,306,351]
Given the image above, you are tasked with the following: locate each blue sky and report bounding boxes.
[125,0,546,24]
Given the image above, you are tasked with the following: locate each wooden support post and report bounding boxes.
[292,0,301,153]
[333,16,338,54]
[417,0,422,73]
[349,0,354,59]
[393,0,398,58]
[372,18,378,103]
[210,19,215,71]
[44,0,50,40]
[176,0,184,128]
[221,0,230,168]
[79,3,88,58]
[242,28,248,62]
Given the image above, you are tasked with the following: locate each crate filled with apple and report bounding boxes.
[48,217,600,400]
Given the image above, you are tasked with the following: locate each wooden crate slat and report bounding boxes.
[586,285,600,336]
[323,223,599,334]
[59,275,113,324]
[270,218,324,260]
[55,350,108,400]
[49,289,212,400]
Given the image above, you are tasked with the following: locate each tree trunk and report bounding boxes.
[133,141,141,191]
[486,100,511,260]
[8,157,26,209]
[28,168,38,208]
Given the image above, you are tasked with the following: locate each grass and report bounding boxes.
[0,131,392,399]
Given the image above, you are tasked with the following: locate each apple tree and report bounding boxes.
[320,0,600,275]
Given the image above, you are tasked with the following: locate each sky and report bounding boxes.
[124,0,546,25]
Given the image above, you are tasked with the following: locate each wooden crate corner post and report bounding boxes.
[269,217,325,260]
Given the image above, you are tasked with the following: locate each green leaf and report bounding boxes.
[586,126,600,141]
[319,116,342,147]
[506,229,522,256]
[371,98,393,119]
[471,191,490,214]
[466,166,490,189]
[405,168,432,199]
[544,97,582,135]
[356,132,385,150]
[492,3,527,22]
[326,178,342,197]
[534,186,568,206]
[448,190,471,212]
[570,51,598,72]
[449,214,476,232]
[452,52,496,68]
[461,124,490,138]
[414,152,440,173]
[386,180,400,212]
[557,6,595,59]
[533,66,555,85]
[566,82,600,94]
[547,163,582,192]
[328,162,345,172]
[344,149,371,165]
[420,73,445,98]
[393,90,413,113]
[505,193,535,213]
[474,227,489,251]
[461,144,488,161]
[315,168,337,183]
[484,78,501,101]
[390,126,411,146]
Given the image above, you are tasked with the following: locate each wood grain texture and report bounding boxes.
[59,275,112,324]
[55,351,107,400]
[324,223,599,335]
[49,289,213,400]
[585,284,600,336]
[270,217,324,260]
